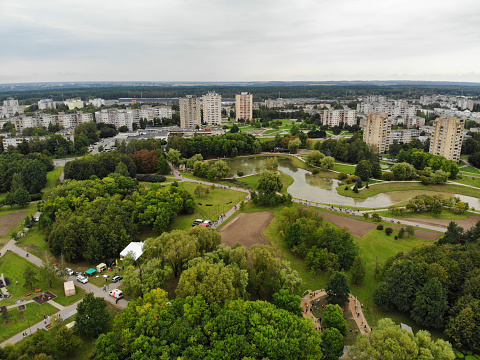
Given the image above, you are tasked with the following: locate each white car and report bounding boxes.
[76,275,88,284]
[66,268,74,276]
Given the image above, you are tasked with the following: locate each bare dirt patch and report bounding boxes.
[0,211,27,238]
[390,226,442,241]
[408,215,480,231]
[220,212,274,248]
[318,211,377,238]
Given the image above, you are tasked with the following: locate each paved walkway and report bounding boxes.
[302,290,371,335]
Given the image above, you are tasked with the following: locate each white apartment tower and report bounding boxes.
[429,117,465,162]
[363,112,391,153]
[235,92,253,121]
[179,95,201,129]
[202,91,222,126]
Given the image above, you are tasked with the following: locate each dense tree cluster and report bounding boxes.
[373,238,480,351]
[193,159,230,180]
[115,138,165,154]
[64,151,136,180]
[168,133,261,159]
[397,148,459,178]
[354,159,382,180]
[279,207,358,271]
[251,170,292,206]
[95,288,322,360]
[128,149,170,174]
[314,136,378,164]
[40,176,194,262]
[405,195,469,215]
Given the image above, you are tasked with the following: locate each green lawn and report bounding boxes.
[170,182,248,231]
[0,302,58,344]
[460,166,480,175]
[333,163,357,174]
[375,208,470,220]
[16,227,50,259]
[453,175,480,190]
[0,252,85,308]
[42,167,63,199]
[336,181,480,199]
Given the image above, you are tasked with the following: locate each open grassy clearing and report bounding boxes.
[460,166,480,175]
[375,208,470,220]
[453,175,480,189]
[42,167,63,199]
[16,226,50,259]
[333,163,357,174]
[336,181,480,199]
[0,252,85,307]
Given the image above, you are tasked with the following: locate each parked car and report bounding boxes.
[111,275,123,283]
[109,288,123,299]
[192,219,203,226]
[66,268,74,276]
[202,220,212,227]
[76,275,88,284]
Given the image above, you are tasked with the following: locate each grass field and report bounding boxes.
[16,227,50,259]
[333,163,357,174]
[0,252,85,308]
[170,182,248,231]
[460,166,480,175]
[336,181,480,199]
[375,208,470,220]
[453,175,480,189]
[42,167,63,199]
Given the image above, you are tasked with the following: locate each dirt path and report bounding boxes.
[407,215,480,231]
[302,290,370,334]
[0,211,27,237]
[219,212,274,248]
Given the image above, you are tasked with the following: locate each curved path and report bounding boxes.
[302,290,371,335]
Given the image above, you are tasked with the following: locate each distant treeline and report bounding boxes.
[2,85,480,104]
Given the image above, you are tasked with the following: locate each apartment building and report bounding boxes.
[319,109,357,127]
[390,129,420,144]
[64,99,84,110]
[202,91,222,126]
[265,98,286,108]
[87,98,106,107]
[363,112,391,153]
[429,117,465,162]
[38,99,56,110]
[1,97,20,117]
[235,92,253,121]
[154,105,172,119]
[179,95,201,129]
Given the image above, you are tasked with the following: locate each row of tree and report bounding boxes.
[314,135,378,164]
[396,148,459,178]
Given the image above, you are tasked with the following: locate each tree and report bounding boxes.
[21,159,47,194]
[350,256,366,285]
[114,162,130,177]
[345,318,455,360]
[75,293,110,339]
[288,138,301,154]
[371,213,381,222]
[208,160,230,180]
[322,304,348,335]
[230,124,239,133]
[156,151,171,175]
[411,278,448,328]
[398,227,406,239]
[305,150,324,166]
[326,272,350,305]
[320,156,335,170]
[390,162,417,180]
[24,267,37,290]
[355,160,372,181]
[273,289,302,316]
[257,170,283,193]
[321,327,345,360]
[129,149,158,174]
[54,327,81,358]
[385,227,393,236]
[446,297,480,352]
[406,225,415,237]
[41,254,56,288]
[166,148,182,167]
[14,188,30,206]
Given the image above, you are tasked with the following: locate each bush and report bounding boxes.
[312,168,320,175]
[136,174,166,183]
[344,186,349,190]
[383,172,394,181]
[385,227,393,236]
[420,175,431,185]
[338,172,348,180]
[237,170,244,177]
[394,235,398,240]
[377,224,384,230]
[353,185,359,193]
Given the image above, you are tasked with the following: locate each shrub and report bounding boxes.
[420,176,431,185]
[136,174,166,183]
[312,168,320,175]
[344,186,349,190]
[338,172,348,180]
[353,185,359,193]
[383,172,394,181]
[394,235,398,240]
[385,227,393,236]
[377,224,384,230]
[237,170,244,177]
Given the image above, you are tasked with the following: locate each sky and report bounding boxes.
[1,0,479,83]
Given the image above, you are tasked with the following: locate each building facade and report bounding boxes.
[235,92,253,121]
[363,112,391,153]
[202,91,222,126]
[179,95,201,129]
[429,117,465,162]
[38,99,56,110]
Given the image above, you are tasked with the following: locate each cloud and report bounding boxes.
[0,0,479,82]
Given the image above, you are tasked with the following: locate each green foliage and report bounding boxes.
[76,293,110,339]
[355,160,372,181]
[371,213,381,222]
[382,171,394,181]
[338,172,348,180]
[315,136,378,164]
[350,256,366,285]
[0,153,48,197]
[326,272,350,305]
[54,327,81,358]
[321,327,345,360]
[376,224,384,230]
[272,289,302,316]
[345,318,455,360]
[323,304,348,335]
[288,138,301,154]
[64,152,136,180]
[305,150,325,166]
[411,278,448,328]
[320,156,335,170]
[398,148,459,178]
[95,288,323,360]
[390,162,418,180]
[385,227,393,235]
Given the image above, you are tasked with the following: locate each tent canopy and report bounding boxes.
[120,242,145,261]
[85,268,96,275]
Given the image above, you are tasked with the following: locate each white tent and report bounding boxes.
[64,281,75,297]
[120,242,145,261]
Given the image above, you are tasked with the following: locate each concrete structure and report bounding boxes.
[320,109,357,127]
[38,99,56,110]
[64,281,75,297]
[390,129,420,144]
[235,92,253,121]
[202,91,222,126]
[64,99,84,110]
[429,117,465,162]
[179,95,201,129]
[363,112,391,153]
[265,98,286,108]
[87,98,105,107]
[1,97,20,117]
[120,242,144,261]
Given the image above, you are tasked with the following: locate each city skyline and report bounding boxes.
[1,0,479,83]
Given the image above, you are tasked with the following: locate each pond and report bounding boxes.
[225,156,480,208]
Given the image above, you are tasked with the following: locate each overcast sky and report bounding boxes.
[1,0,479,83]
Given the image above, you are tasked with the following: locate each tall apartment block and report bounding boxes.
[429,117,465,162]
[179,95,201,129]
[235,92,253,121]
[363,112,391,153]
[202,91,222,126]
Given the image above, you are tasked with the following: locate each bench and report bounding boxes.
[25,292,32,297]
[35,289,41,293]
